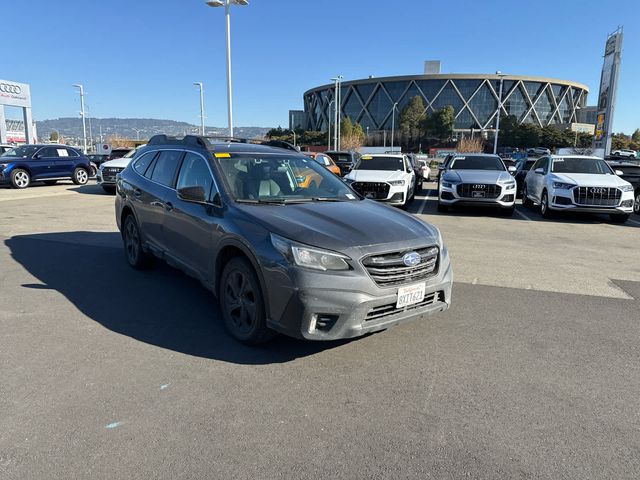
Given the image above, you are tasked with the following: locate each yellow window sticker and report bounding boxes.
[214,152,231,158]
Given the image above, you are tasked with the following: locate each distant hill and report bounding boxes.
[35,118,272,142]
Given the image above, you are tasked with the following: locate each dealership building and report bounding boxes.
[301,71,590,135]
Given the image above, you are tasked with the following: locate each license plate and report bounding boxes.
[472,191,485,198]
[396,282,426,309]
[365,192,376,199]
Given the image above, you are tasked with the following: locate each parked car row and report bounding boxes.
[115,135,452,344]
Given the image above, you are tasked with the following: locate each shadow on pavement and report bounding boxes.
[5,231,354,364]
[69,183,111,195]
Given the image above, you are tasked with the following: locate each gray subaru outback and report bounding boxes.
[115,135,452,344]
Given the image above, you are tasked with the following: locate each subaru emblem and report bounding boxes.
[403,252,421,267]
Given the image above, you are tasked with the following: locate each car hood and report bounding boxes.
[236,200,440,254]
[345,170,406,182]
[444,170,512,183]
[101,157,132,168]
[550,173,631,187]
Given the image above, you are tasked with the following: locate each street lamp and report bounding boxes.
[327,99,335,150]
[574,105,581,147]
[492,71,507,154]
[194,82,205,135]
[390,102,398,152]
[331,75,343,149]
[132,128,143,141]
[205,0,249,137]
[289,112,297,147]
[72,84,87,153]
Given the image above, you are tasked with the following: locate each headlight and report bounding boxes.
[442,182,455,189]
[388,180,405,186]
[501,181,516,189]
[552,182,575,189]
[271,234,350,271]
[620,184,634,192]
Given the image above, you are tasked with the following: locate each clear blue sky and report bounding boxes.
[3,0,639,133]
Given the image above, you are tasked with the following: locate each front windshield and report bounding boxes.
[217,154,358,203]
[0,145,39,158]
[552,157,613,174]
[450,155,505,171]
[355,156,405,171]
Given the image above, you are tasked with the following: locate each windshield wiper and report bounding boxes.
[311,197,343,202]
[236,198,313,205]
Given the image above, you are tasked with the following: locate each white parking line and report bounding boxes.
[514,207,533,221]
[628,218,640,226]
[418,190,432,214]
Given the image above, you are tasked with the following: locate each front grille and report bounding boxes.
[362,246,439,287]
[102,167,123,182]
[573,187,621,206]
[351,181,390,200]
[457,183,501,199]
[365,291,444,322]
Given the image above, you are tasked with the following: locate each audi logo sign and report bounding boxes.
[589,187,605,194]
[0,78,31,108]
[0,83,21,94]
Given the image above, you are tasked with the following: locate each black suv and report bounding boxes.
[325,150,361,176]
[608,160,640,214]
[115,135,452,344]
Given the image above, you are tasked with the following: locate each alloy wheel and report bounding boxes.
[224,270,257,335]
[635,192,640,214]
[14,171,29,188]
[76,169,88,184]
[124,219,140,264]
[541,192,548,215]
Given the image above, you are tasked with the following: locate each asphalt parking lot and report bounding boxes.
[2,181,640,479]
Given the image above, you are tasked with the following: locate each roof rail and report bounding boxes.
[260,140,299,152]
[147,134,211,148]
[205,135,249,143]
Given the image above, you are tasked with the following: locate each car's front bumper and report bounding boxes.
[549,189,634,214]
[97,170,119,186]
[263,246,453,340]
[439,183,516,207]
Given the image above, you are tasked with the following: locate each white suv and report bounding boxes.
[612,149,636,159]
[523,155,634,223]
[344,154,416,208]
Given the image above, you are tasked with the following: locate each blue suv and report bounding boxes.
[0,144,92,188]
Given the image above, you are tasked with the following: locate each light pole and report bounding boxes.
[390,102,398,152]
[331,76,343,149]
[72,84,87,153]
[289,112,297,147]
[205,0,248,137]
[132,128,143,141]
[492,71,507,155]
[327,100,334,150]
[573,105,581,147]
[194,82,205,135]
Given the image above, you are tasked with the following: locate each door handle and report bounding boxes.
[133,188,142,197]
[165,202,174,212]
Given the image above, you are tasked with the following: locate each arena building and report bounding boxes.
[303,73,589,134]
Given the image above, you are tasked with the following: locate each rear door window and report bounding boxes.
[150,150,184,187]
[37,147,60,158]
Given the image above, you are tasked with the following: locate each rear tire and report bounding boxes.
[43,180,58,186]
[72,167,89,185]
[122,214,153,269]
[219,257,275,345]
[10,169,30,189]
[522,185,533,208]
[609,213,629,223]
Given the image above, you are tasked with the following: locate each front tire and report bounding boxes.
[219,257,275,345]
[540,190,552,218]
[501,206,515,217]
[10,169,30,189]
[609,213,629,223]
[72,167,89,185]
[122,214,153,269]
[634,191,639,215]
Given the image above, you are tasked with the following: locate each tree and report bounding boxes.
[340,119,365,150]
[423,106,454,140]
[399,96,426,138]
[632,129,640,143]
[49,130,59,142]
[340,117,353,140]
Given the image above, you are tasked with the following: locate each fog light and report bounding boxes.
[310,313,339,333]
[621,200,633,208]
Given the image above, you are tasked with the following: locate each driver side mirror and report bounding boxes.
[508,165,516,174]
[534,168,544,175]
[33,153,41,159]
[437,163,446,170]
[177,186,206,204]
[615,169,624,176]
